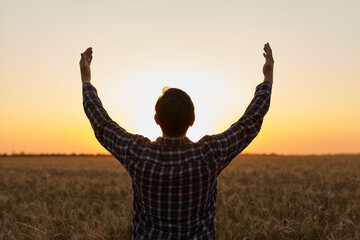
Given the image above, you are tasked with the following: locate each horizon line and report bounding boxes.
[1,153,360,157]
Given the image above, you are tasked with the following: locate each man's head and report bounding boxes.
[155,87,195,138]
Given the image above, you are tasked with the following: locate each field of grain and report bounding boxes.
[0,154,359,240]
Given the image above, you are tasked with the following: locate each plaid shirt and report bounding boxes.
[83,82,272,239]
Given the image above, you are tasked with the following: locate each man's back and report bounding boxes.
[132,137,218,239]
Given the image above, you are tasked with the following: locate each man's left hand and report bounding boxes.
[80,47,93,84]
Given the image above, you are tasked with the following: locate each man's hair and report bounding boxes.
[155,88,195,137]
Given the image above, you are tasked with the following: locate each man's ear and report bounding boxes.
[154,114,160,125]
[189,115,195,127]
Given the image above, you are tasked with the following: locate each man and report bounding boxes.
[80,43,273,239]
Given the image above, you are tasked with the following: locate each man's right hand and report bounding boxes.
[262,43,274,84]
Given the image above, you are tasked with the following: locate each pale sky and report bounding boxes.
[0,0,359,154]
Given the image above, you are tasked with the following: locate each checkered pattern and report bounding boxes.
[83,82,272,239]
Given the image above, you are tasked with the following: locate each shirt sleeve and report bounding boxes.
[82,83,148,171]
[202,82,272,173]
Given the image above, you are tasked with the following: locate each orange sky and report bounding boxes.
[0,1,359,155]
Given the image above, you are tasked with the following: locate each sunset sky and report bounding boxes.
[0,0,359,155]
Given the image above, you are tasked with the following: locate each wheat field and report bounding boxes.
[0,154,359,240]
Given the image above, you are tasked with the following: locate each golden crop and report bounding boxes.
[0,155,359,239]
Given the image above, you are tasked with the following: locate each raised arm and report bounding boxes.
[205,43,274,173]
[79,48,147,171]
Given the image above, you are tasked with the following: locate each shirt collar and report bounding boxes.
[156,136,193,146]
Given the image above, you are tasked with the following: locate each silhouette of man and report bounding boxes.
[80,43,273,239]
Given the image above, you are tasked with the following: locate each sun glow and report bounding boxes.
[103,66,247,142]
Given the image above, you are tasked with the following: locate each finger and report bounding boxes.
[264,45,273,60]
[263,45,269,56]
[264,42,269,49]
[82,48,92,58]
[80,53,85,64]
[266,43,272,54]
[84,47,92,53]
[264,43,269,53]
[263,46,268,56]
[84,48,93,62]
